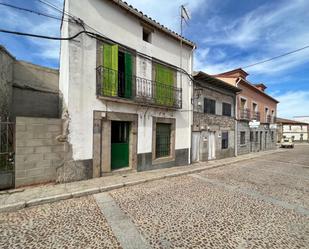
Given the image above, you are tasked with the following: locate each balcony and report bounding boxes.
[96,66,182,109]
[239,108,251,120]
[266,115,276,123]
[252,111,260,121]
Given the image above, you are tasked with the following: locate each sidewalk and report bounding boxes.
[0,149,283,213]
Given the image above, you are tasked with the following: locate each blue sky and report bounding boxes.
[0,0,309,118]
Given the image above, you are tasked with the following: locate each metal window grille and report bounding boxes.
[155,123,171,158]
[221,132,228,149]
[0,117,15,189]
[240,131,246,145]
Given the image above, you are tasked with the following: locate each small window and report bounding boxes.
[271,131,274,142]
[155,123,171,158]
[222,103,232,116]
[240,131,246,145]
[143,28,152,43]
[204,98,216,114]
[221,132,228,149]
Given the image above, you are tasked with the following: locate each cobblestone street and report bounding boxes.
[1,145,309,248]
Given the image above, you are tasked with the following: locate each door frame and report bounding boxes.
[208,131,216,160]
[93,111,138,177]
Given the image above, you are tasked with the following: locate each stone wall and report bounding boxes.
[0,46,14,118]
[15,117,66,187]
[237,121,277,155]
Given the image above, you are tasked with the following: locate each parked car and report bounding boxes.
[281,138,294,148]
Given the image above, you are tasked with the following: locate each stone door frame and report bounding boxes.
[93,111,138,177]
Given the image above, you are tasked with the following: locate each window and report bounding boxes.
[101,43,133,98]
[240,131,246,145]
[252,103,258,112]
[222,103,232,116]
[221,132,229,149]
[271,131,274,142]
[300,134,304,141]
[289,125,291,130]
[204,98,216,114]
[143,28,152,43]
[155,123,171,158]
[301,125,303,130]
[250,131,253,142]
[255,131,258,142]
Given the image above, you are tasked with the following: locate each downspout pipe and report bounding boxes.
[234,77,241,157]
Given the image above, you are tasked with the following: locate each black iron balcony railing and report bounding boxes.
[252,111,260,121]
[239,108,251,120]
[266,115,276,123]
[96,66,182,109]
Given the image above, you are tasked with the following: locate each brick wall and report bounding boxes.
[15,117,66,187]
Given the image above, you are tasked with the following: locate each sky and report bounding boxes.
[0,0,308,118]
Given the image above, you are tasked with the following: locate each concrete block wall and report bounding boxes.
[15,117,66,187]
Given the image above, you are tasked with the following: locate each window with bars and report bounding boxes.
[155,123,171,158]
[204,98,216,114]
[221,131,229,149]
[255,131,258,142]
[222,102,232,116]
[250,131,253,142]
[240,131,246,145]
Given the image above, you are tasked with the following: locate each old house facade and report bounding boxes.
[191,71,240,161]
[215,69,279,155]
[276,118,309,142]
[59,0,195,181]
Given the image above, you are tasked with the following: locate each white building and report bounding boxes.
[59,0,195,180]
[276,118,309,142]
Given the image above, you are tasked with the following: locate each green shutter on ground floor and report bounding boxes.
[102,44,118,96]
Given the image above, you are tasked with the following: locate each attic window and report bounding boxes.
[143,28,152,43]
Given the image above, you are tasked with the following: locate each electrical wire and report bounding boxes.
[0,2,72,22]
[36,0,73,18]
[241,45,309,69]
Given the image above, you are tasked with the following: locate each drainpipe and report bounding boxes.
[188,46,195,165]
[234,78,241,157]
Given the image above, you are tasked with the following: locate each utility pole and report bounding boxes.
[180,4,190,89]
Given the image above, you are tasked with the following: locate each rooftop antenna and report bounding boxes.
[180,4,190,89]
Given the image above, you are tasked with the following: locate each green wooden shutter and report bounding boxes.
[155,64,174,106]
[102,44,118,96]
[124,53,132,98]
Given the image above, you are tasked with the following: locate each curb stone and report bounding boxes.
[0,149,283,213]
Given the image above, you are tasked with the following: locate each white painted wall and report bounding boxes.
[60,0,194,160]
[282,124,308,141]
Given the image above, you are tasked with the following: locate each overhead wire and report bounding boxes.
[0,2,72,23]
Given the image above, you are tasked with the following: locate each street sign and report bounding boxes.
[249,120,260,128]
[270,124,277,129]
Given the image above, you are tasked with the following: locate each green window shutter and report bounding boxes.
[102,44,118,96]
[155,64,174,106]
[124,53,132,98]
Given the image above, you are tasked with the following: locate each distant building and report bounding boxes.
[191,71,241,162]
[276,118,308,142]
[214,68,279,155]
[293,116,309,124]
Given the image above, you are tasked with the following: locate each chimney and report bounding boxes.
[254,83,267,92]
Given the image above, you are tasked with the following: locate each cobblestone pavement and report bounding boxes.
[0,196,121,249]
[111,145,309,248]
[0,145,308,248]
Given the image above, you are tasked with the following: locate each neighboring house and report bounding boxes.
[191,71,241,162]
[214,68,279,155]
[276,118,308,142]
[293,116,309,124]
[59,0,195,181]
[0,45,59,119]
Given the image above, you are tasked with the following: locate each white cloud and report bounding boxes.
[198,0,309,75]
[274,91,309,118]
